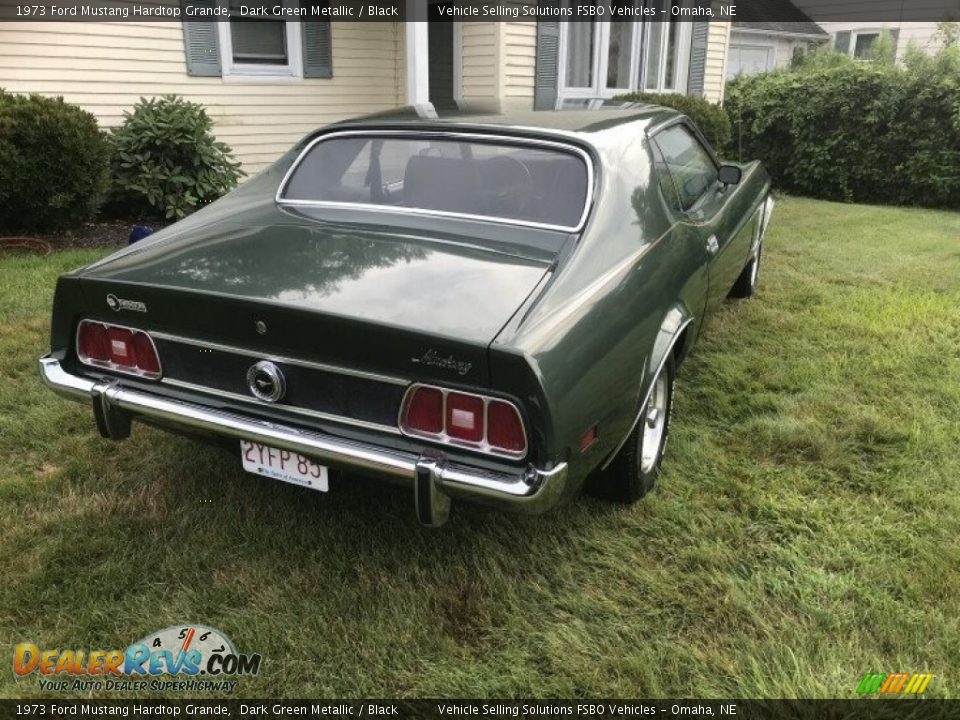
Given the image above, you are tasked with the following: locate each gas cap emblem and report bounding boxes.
[246,360,286,403]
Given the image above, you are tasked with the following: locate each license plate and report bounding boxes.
[240,441,328,492]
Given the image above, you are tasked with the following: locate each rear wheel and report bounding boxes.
[729,241,762,299]
[590,355,675,503]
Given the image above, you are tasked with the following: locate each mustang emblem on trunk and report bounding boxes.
[246,361,286,403]
[410,349,472,376]
[106,293,147,313]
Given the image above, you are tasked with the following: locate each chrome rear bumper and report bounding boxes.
[39,357,568,526]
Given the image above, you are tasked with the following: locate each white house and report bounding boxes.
[0,3,736,174]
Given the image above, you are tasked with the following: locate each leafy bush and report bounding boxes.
[0,90,110,233]
[615,92,732,154]
[726,42,960,207]
[109,95,244,220]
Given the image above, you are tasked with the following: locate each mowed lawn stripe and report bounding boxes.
[0,197,958,699]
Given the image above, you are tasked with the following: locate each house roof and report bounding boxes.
[733,0,827,37]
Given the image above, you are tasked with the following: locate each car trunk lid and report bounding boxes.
[72,218,554,385]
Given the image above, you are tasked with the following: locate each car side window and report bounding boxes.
[648,141,682,213]
[652,125,718,211]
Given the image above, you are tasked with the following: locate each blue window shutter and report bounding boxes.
[834,31,852,53]
[534,13,560,111]
[182,4,221,77]
[301,2,333,78]
[687,21,709,98]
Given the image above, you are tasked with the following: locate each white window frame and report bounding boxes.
[217,0,303,81]
[848,29,882,58]
[556,13,693,103]
[641,19,692,92]
[725,42,776,79]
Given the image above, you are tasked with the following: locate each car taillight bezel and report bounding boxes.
[75,319,162,380]
[398,383,528,459]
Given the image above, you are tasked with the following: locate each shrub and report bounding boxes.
[0,90,110,233]
[615,92,732,154]
[726,45,960,207]
[109,95,244,220]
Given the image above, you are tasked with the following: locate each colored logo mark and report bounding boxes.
[857,672,934,695]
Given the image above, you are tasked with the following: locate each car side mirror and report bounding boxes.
[718,164,742,186]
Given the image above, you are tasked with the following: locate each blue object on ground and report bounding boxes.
[128,225,155,245]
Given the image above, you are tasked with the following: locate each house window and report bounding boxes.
[852,31,880,58]
[557,1,693,102]
[565,20,595,88]
[217,0,303,79]
[606,3,636,89]
[229,2,288,65]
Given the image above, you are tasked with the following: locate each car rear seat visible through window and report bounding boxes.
[403,155,485,215]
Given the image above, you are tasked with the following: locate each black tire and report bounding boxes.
[729,242,762,299]
[589,354,675,503]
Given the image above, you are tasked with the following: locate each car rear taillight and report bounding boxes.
[400,385,527,458]
[446,393,484,443]
[487,399,526,453]
[405,386,444,435]
[77,321,110,362]
[76,320,161,379]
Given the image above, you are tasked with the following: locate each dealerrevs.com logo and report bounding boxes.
[13,625,261,693]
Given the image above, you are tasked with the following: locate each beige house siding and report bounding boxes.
[459,19,536,112]
[0,21,405,174]
[703,20,731,103]
[459,22,501,110]
[502,21,537,107]
[813,21,944,62]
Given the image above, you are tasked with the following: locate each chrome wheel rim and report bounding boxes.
[639,371,669,474]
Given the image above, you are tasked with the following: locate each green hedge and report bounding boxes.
[109,95,243,220]
[615,92,732,155]
[725,44,960,207]
[0,91,110,233]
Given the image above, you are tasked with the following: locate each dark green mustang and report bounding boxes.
[40,105,774,526]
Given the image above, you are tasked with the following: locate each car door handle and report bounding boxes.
[706,235,719,255]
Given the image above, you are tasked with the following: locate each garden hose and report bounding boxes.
[0,237,53,255]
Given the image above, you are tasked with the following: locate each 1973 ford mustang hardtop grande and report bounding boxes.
[40,105,774,526]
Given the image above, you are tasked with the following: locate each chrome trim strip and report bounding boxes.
[275,129,596,234]
[397,383,528,460]
[161,377,402,436]
[39,357,568,514]
[761,195,775,240]
[600,317,694,471]
[150,331,409,387]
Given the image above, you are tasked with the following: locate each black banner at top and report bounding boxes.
[0,0,957,22]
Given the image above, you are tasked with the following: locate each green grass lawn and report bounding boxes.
[1,197,958,699]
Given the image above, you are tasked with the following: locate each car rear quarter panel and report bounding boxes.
[493,124,710,488]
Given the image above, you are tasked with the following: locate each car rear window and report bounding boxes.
[279,134,591,231]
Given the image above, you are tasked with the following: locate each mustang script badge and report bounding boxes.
[410,349,473,376]
[106,293,147,313]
